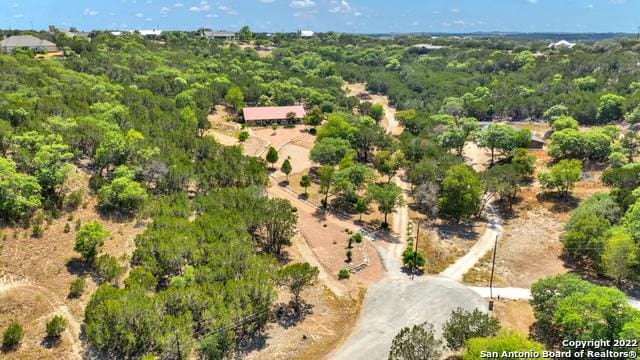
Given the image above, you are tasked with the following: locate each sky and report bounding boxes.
[2,0,640,34]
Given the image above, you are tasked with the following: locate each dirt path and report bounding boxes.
[439,206,502,281]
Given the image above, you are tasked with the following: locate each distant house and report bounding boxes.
[548,40,576,49]
[300,30,315,38]
[139,29,163,39]
[204,31,236,41]
[243,105,306,125]
[0,35,58,53]
[409,43,445,54]
[529,134,546,149]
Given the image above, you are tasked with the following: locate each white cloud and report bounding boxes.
[189,1,211,12]
[609,0,626,3]
[526,0,538,4]
[260,0,275,3]
[12,13,23,18]
[217,4,238,15]
[290,0,315,9]
[451,8,460,13]
[83,8,99,16]
[453,20,466,25]
[174,2,184,7]
[146,0,152,4]
[160,6,170,15]
[329,0,352,13]
[585,4,594,9]
[11,3,19,8]
[205,13,219,18]
[145,17,152,21]
[354,11,361,16]
[135,12,144,18]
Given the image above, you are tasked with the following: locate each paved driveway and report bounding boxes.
[332,275,487,360]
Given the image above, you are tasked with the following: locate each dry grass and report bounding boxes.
[492,300,535,336]
[0,169,145,359]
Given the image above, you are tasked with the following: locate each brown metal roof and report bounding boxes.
[243,105,306,121]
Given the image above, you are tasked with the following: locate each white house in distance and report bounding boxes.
[204,31,236,41]
[0,35,58,53]
[548,40,576,49]
[300,30,315,38]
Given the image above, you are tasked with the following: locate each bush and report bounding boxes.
[346,250,352,263]
[69,277,86,298]
[46,315,67,339]
[94,254,124,284]
[64,223,71,233]
[351,232,363,243]
[32,224,44,238]
[65,189,84,210]
[238,131,249,141]
[2,321,23,349]
[338,268,350,279]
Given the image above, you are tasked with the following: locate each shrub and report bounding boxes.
[2,321,23,349]
[351,232,363,243]
[64,223,71,233]
[65,189,84,210]
[94,254,124,284]
[346,250,352,263]
[69,277,86,298]
[238,131,249,141]
[32,224,44,238]
[98,177,148,213]
[338,268,350,279]
[46,315,67,339]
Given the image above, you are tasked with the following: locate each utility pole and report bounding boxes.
[412,222,420,280]
[488,234,498,311]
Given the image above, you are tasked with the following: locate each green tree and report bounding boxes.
[299,174,311,195]
[597,94,626,123]
[266,146,279,169]
[439,164,482,222]
[543,104,569,122]
[554,287,635,350]
[74,221,110,263]
[530,274,594,343]
[303,107,324,128]
[225,86,244,112]
[32,143,74,194]
[484,164,524,210]
[374,150,405,183]
[463,332,545,360]
[574,76,597,91]
[551,116,579,131]
[355,198,367,221]
[538,159,582,200]
[278,262,319,313]
[318,165,335,208]
[46,315,67,339]
[388,321,442,360]
[0,157,42,221]
[511,148,536,178]
[98,177,148,213]
[238,25,252,41]
[442,307,501,350]
[366,183,404,227]
[370,103,384,121]
[281,158,292,182]
[602,228,638,283]
[479,123,528,164]
[2,321,24,349]
[310,137,355,165]
[69,277,86,298]
[561,212,610,264]
[95,254,125,285]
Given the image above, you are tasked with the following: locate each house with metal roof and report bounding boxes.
[243,105,306,125]
[300,30,315,38]
[0,35,58,53]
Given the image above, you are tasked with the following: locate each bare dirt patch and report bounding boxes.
[0,170,145,359]
[492,299,535,336]
[242,242,364,360]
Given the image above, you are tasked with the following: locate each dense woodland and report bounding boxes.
[2,29,640,358]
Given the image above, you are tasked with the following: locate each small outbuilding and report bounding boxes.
[548,40,576,49]
[528,134,546,149]
[0,35,58,53]
[243,105,306,125]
